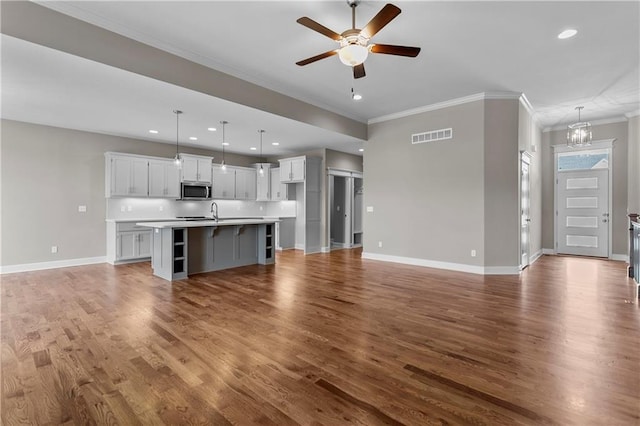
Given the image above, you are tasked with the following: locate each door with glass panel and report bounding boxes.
[556,150,609,257]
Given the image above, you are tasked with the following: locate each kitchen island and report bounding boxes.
[137,218,278,281]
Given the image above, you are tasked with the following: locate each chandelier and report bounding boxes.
[567,106,592,148]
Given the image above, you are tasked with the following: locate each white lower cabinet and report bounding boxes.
[107,222,152,264]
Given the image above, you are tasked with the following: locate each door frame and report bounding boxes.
[519,150,532,270]
[552,139,615,258]
[326,168,363,252]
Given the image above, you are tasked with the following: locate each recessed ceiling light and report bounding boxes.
[358,148,364,152]
[352,93,363,101]
[222,142,230,146]
[207,127,217,131]
[189,136,198,141]
[272,142,279,146]
[250,147,257,151]
[148,130,158,134]
[558,29,577,39]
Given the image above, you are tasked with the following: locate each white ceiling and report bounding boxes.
[2,1,639,156]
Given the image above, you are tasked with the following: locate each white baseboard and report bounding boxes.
[0,256,107,274]
[295,243,304,251]
[542,248,556,255]
[529,250,543,265]
[361,252,519,275]
[321,246,331,253]
[611,253,628,262]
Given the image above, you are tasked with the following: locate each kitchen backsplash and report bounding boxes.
[107,198,296,220]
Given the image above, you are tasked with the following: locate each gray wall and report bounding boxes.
[541,121,629,255]
[326,149,363,172]
[0,119,259,266]
[628,115,640,214]
[365,100,486,266]
[484,99,520,267]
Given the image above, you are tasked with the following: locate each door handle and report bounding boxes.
[603,219,608,223]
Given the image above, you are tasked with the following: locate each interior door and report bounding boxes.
[557,169,609,257]
[520,153,531,269]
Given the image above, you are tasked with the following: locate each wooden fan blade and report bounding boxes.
[296,49,339,66]
[296,17,342,41]
[362,4,401,38]
[370,44,421,57]
[353,63,366,79]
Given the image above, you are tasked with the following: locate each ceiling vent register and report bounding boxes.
[411,128,452,144]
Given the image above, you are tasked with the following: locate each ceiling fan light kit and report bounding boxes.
[296,1,420,79]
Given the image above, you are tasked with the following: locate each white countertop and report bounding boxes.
[136,218,280,229]
[108,215,291,223]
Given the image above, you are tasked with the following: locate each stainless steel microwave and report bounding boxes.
[181,182,212,200]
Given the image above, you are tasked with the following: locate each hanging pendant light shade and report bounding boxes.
[173,110,183,167]
[567,106,592,148]
[220,120,228,170]
[258,130,265,176]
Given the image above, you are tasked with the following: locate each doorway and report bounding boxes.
[520,151,531,269]
[554,147,611,257]
[328,169,363,250]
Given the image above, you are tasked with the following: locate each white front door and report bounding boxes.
[520,152,531,269]
[557,169,609,257]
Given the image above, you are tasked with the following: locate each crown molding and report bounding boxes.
[543,116,628,133]
[368,92,521,125]
[625,110,640,118]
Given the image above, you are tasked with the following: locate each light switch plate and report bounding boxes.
[366,206,374,212]
[78,205,87,212]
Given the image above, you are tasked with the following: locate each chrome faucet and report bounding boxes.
[210,201,218,221]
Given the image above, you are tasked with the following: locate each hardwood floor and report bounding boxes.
[1,250,639,425]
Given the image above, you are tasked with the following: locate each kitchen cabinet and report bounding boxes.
[235,167,257,200]
[105,153,149,197]
[270,168,288,201]
[279,156,305,183]
[212,164,236,199]
[106,221,152,264]
[255,163,271,201]
[148,159,180,198]
[180,154,213,183]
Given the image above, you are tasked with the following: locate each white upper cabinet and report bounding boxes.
[105,153,149,197]
[180,154,213,183]
[270,167,288,201]
[255,163,271,201]
[212,165,236,199]
[279,156,305,183]
[235,167,257,200]
[148,159,180,198]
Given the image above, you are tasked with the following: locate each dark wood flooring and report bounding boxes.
[1,250,639,425]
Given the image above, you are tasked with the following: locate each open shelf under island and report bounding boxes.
[137,218,278,281]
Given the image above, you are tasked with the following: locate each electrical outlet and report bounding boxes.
[471,249,477,257]
[378,241,383,248]
[51,246,58,254]
[127,205,132,212]
[159,206,164,212]
[120,206,126,212]
[367,206,374,213]
[259,206,263,211]
[78,205,87,212]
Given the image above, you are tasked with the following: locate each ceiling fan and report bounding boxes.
[296,1,421,79]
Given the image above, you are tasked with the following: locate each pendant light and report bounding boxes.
[220,120,228,170]
[258,130,265,176]
[173,109,183,167]
[567,106,592,148]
